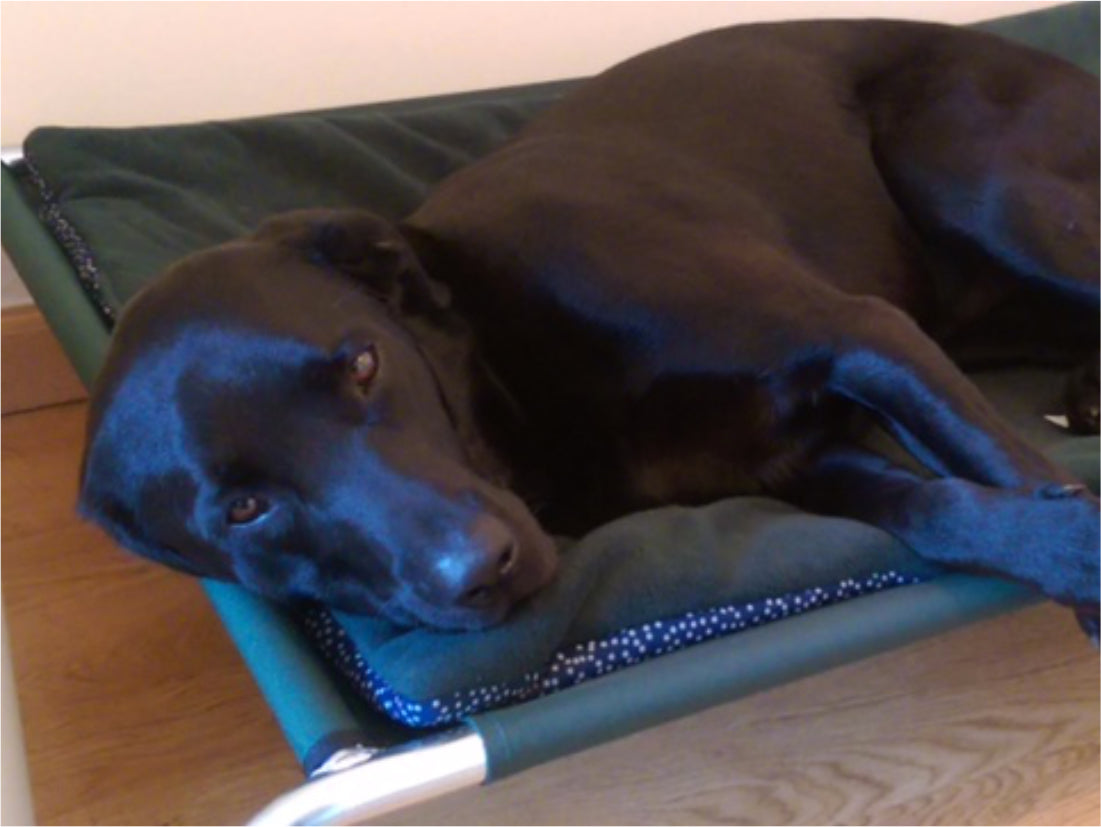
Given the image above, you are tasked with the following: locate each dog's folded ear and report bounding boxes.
[78,484,211,579]
[254,208,451,315]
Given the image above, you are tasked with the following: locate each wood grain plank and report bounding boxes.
[2,403,300,826]
[1,306,86,415]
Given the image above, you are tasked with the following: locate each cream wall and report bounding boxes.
[0,1,1060,306]
[1,1,1059,143]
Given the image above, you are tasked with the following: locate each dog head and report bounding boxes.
[80,208,557,630]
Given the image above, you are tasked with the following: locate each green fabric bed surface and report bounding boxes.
[315,501,937,710]
[18,80,577,318]
[9,2,1098,725]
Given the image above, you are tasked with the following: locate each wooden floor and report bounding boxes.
[3,400,1099,825]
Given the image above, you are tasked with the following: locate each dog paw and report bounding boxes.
[922,479,1100,612]
[1063,355,1100,435]
[1038,483,1088,499]
[1023,486,1100,611]
[1076,608,1100,649]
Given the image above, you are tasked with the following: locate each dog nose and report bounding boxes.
[439,514,520,610]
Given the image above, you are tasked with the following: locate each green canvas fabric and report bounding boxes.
[20,81,577,317]
[974,1,1099,74]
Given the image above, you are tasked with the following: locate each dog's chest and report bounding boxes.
[523,367,853,528]
[624,374,844,504]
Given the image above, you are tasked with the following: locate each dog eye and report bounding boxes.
[227,495,268,526]
[348,346,379,389]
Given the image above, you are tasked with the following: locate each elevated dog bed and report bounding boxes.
[3,4,1097,823]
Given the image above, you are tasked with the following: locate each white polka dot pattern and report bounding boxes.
[298,570,922,728]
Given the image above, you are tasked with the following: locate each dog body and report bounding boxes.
[81,20,1100,630]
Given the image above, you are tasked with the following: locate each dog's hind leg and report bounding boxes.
[869,44,1099,301]
[868,48,1099,431]
[782,444,1099,633]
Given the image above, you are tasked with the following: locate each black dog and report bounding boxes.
[80,19,1100,632]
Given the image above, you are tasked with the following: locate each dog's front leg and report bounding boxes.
[800,296,1100,629]
[783,446,1100,637]
[827,297,1081,491]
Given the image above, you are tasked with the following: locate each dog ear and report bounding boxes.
[78,489,211,578]
[254,209,451,314]
[79,445,224,579]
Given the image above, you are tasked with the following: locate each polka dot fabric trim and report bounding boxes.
[298,570,923,728]
[22,156,118,325]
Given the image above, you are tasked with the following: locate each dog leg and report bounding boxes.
[1064,353,1101,435]
[871,56,1099,435]
[784,445,1100,635]
[870,43,1099,299]
[826,296,1081,491]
